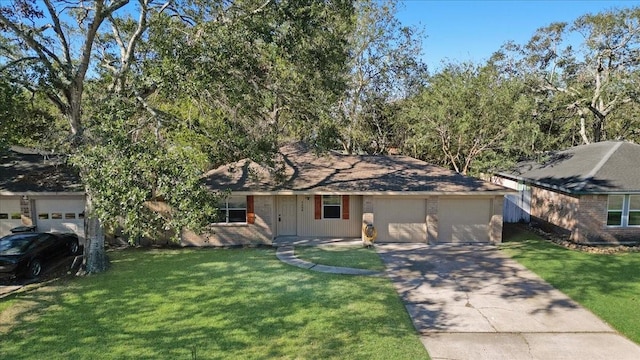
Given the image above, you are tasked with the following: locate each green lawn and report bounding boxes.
[500,225,640,344]
[0,248,428,359]
[294,245,386,271]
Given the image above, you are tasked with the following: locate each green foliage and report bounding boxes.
[494,6,640,146]
[0,80,59,150]
[0,248,429,359]
[336,0,427,154]
[145,0,354,157]
[70,95,218,243]
[402,62,535,174]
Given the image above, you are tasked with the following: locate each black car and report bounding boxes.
[0,232,81,280]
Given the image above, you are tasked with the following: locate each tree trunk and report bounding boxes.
[82,192,108,274]
[579,112,591,144]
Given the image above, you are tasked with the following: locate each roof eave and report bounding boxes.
[223,190,514,196]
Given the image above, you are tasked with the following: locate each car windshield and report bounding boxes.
[0,234,37,255]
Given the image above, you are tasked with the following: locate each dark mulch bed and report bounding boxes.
[511,223,640,254]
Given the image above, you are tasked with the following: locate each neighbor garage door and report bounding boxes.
[438,198,491,243]
[34,197,85,239]
[0,198,22,237]
[374,198,426,242]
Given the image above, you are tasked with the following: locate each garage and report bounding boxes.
[0,197,22,237]
[438,198,491,243]
[373,198,426,242]
[34,197,85,239]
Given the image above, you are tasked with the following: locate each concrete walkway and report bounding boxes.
[376,243,640,360]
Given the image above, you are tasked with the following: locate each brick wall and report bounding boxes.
[530,187,579,235]
[181,195,274,246]
[574,194,639,244]
[489,196,504,243]
[426,196,438,244]
[531,188,639,244]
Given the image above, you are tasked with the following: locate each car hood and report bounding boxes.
[0,255,22,265]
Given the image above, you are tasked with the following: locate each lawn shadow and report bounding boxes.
[0,247,428,359]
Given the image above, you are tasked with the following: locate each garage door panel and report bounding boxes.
[374,198,426,243]
[0,199,22,237]
[439,199,490,243]
[35,198,85,240]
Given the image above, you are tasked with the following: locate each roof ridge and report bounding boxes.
[575,141,623,191]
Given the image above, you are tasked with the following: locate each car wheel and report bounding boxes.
[28,259,42,278]
[69,239,80,255]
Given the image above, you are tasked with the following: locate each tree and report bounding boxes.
[1,0,354,273]
[496,7,640,145]
[336,0,427,154]
[402,62,535,175]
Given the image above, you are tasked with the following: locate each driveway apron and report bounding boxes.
[376,243,640,360]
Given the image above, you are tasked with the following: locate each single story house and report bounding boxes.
[187,143,512,246]
[0,147,85,239]
[493,141,640,245]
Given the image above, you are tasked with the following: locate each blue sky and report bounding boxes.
[396,0,640,71]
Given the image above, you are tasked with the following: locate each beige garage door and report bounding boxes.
[0,198,22,237]
[374,198,426,242]
[438,198,491,243]
[35,197,85,240]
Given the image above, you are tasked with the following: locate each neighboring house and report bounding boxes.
[0,147,85,240]
[493,141,640,245]
[188,143,511,246]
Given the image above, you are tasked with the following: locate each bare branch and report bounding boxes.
[43,0,72,68]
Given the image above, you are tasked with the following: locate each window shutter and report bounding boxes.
[342,195,349,220]
[314,195,322,219]
[247,195,255,224]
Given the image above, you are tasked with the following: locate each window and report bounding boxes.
[51,213,63,220]
[10,213,21,220]
[217,196,247,223]
[0,213,8,219]
[629,195,640,226]
[607,195,640,227]
[38,213,49,220]
[65,213,76,219]
[607,195,624,226]
[322,195,341,219]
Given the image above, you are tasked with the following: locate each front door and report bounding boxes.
[277,196,297,236]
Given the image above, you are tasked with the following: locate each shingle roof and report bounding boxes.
[0,147,83,193]
[204,143,509,194]
[498,141,640,194]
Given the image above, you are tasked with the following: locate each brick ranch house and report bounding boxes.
[184,143,512,246]
[0,147,85,240]
[493,141,640,245]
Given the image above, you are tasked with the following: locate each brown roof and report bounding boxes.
[0,147,83,193]
[204,144,509,194]
[498,141,640,194]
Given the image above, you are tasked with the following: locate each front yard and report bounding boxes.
[500,225,640,344]
[0,247,428,359]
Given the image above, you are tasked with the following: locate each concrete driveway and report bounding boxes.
[376,244,640,360]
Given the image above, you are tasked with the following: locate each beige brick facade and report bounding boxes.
[181,195,273,246]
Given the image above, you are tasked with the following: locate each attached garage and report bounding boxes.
[373,197,426,242]
[1,147,86,239]
[203,143,512,246]
[0,197,23,236]
[33,197,85,238]
[438,198,492,243]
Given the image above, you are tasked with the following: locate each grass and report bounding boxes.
[294,245,386,271]
[0,247,428,359]
[500,225,640,344]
